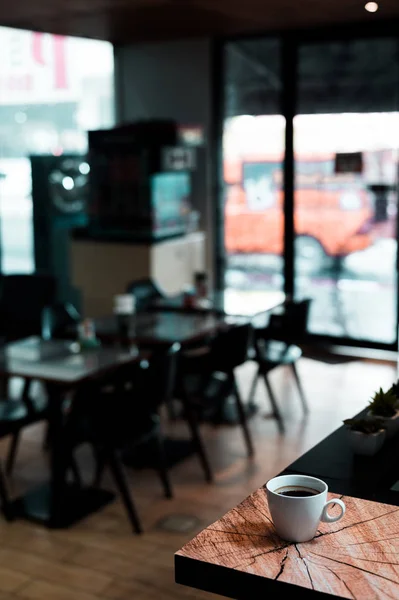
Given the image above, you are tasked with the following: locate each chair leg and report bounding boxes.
[5,432,20,476]
[291,363,309,415]
[247,366,260,409]
[42,422,51,452]
[21,378,31,399]
[182,395,213,483]
[262,373,285,433]
[154,433,173,499]
[232,377,254,457]
[165,395,181,421]
[92,447,107,488]
[0,463,14,522]
[69,454,83,488]
[0,376,9,398]
[107,448,142,534]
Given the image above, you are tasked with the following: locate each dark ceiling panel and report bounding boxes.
[0,0,399,43]
[225,37,399,117]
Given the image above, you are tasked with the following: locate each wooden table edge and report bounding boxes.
[174,552,336,599]
[0,350,143,386]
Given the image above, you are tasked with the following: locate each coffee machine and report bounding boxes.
[86,119,195,241]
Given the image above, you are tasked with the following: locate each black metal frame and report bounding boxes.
[212,17,399,352]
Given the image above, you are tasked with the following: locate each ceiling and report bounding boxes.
[1,0,399,44]
[226,37,399,117]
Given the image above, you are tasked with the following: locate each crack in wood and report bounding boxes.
[308,550,399,586]
[231,502,275,532]
[344,533,399,547]
[207,548,257,561]
[231,508,256,528]
[315,562,356,599]
[231,545,289,571]
[199,542,248,562]
[333,555,399,566]
[295,544,315,589]
[248,496,275,527]
[274,548,289,581]
[207,527,270,539]
[202,537,263,546]
[369,579,399,600]
[313,506,399,540]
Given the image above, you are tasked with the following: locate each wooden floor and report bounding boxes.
[0,354,396,599]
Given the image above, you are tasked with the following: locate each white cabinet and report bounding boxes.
[152,232,205,295]
[70,232,206,317]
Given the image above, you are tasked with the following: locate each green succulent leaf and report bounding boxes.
[388,380,399,399]
[343,417,385,434]
[368,387,398,418]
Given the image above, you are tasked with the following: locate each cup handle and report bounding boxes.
[321,499,346,523]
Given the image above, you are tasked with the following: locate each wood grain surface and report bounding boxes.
[176,488,399,599]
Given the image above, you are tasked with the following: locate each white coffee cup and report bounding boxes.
[265,474,345,542]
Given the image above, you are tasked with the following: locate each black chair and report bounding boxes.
[41,302,81,340]
[65,343,180,534]
[125,278,166,311]
[0,273,56,343]
[25,302,80,452]
[175,322,255,483]
[1,385,48,474]
[0,273,57,395]
[0,381,48,521]
[248,299,311,433]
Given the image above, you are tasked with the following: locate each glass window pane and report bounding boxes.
[0,27,114,273]
[222,39,285,313]
[294,38,399,345]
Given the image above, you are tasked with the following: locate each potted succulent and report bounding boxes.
[367,387,399,439]
[387,380,399,407]
[343,417,386,456]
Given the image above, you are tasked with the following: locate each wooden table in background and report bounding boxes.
[149,289,286,319]
[94,311,246,347]
[0,336,142,529]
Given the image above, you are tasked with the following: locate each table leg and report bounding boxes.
[47,384,68,527]
[0,375,9,398]
[13,383,115,528]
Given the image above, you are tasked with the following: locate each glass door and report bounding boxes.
[221,38,286,315]
[294,38,399,347]
[219,33,399,349]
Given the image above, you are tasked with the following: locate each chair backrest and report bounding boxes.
[125,278,164,311]
[209,322,252,372]
[70,343,181,435]
[131,343,181,413]
[41,302,80,340]
[0,273,56,340]
[267,299,311,342]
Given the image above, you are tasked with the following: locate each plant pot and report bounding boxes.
[347,428,386,456]
[367,409,399,439]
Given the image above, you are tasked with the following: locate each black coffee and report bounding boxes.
[276,486,319,498]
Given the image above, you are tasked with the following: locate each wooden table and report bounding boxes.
[93,311,251,454]
[0,336,142,529]
[175,409,399,599]
[150,289,286,319]
[94,311,245,347]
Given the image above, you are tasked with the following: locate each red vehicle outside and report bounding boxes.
[224,153,374,268]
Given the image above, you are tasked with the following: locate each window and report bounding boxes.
[0,27,114,273]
